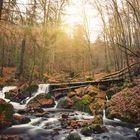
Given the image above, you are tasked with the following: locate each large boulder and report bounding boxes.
[58,86,106,115]
[27,93,55,109]
[0,98,14,129]
[107,84,140,124]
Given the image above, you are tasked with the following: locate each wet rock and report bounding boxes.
[71,96,91,114]
[17,107,44,115]
[13,114,31,125]
[35,111,49,117]
[61,118,92,129]
[62,113,69,119]
[136,125,140,139]
[57,97,73,109]
[0,135,24,140]
[0,98,14,129]
[65,132,81,140]
[27,93,55,109]
[81,124,107,136]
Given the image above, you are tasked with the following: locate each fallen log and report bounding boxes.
[101,61,140,80]
[49,79,124,91]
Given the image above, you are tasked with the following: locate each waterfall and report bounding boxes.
[26,84,50,104]
[103,109,106,119]
[0,86,26,110]
[37,84,50,94]
[0,86,17,100]
[0,84,51,109]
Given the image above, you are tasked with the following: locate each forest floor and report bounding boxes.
[0,67,110,87]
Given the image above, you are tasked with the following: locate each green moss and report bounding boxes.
[85,76,94,81]
[123,81,136,88]
[92,115,103,124]
[0,103,14,121]
[80,127,91,136]
[5,92,14,99]
[135,100,140,108]
[81,124,105,136]
[81,95,92,105]
[71,96,80,102]
[72,100,91,113]
[57,98,70,108]
[65,132,81,140]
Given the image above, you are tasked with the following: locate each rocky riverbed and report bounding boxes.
[0,83,139,140]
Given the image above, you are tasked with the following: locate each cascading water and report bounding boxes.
[0,86,17,100]
[0,86,26,110]
[25,84,50,104]
[37,84,50,93]
[0,85,138,140]
[0,84,51,110]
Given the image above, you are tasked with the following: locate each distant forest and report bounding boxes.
[0,0,140,83]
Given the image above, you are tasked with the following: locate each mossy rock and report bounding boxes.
[71,96,81,102]
[57,97,73,109]
[81,124,106,136]
[0,99,14,129]
[65,132,81,140]
[80,127,91,136]
[72,99,91,114]
[29,93,52,103]
[92,115,103,125]
[5,92,15,99]
[27,93,55,109]
[81,95,93,105]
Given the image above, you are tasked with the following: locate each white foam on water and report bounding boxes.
[0,86,17,100]
[39,118,59,128]
[26,84,50,104]
[0,86,26,110]
[10,102,26,110]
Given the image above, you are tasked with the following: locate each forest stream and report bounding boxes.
[0,84,138,140]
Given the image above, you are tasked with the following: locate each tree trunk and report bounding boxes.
[0,36,5,77]
[0,0,3,20]
[15,38,26,79]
